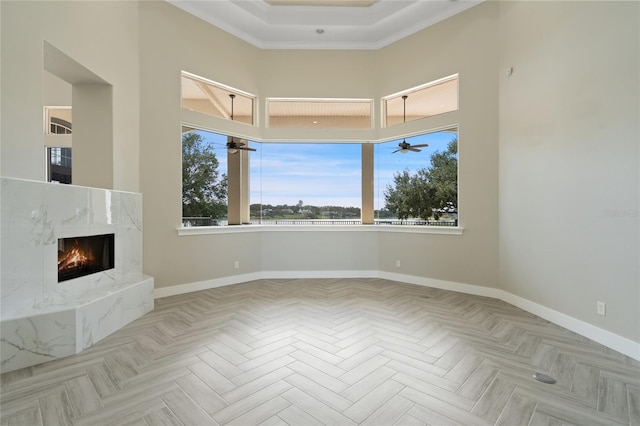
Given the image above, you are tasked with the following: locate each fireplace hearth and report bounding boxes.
[58,233,114,282]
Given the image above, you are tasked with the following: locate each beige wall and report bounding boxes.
[498,1,640,342]
[261,230,379,272]
[0,0,140,191]
[43,73,73,149]
[258,49,378,142]
[139,1,263,287]
[376,2,499,287]
[44,71,72,106]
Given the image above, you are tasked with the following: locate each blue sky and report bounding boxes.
[193,130,457,209]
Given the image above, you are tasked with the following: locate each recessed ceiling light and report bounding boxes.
[316,29,325,34]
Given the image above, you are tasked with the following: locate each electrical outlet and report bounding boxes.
[395,260,401,268]
[597,301,606,316]
[234,260,239,269]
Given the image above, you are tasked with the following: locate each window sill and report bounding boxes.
[177,224,464,236]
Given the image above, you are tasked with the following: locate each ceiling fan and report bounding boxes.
[392,95,428,154]
[226,139,255,153]
[227,94,256,153]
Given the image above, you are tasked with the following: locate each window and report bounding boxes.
[181,72,255,125]
[383,75,458,127]
[179,71,461,231]
[375,128,458,225]
[181,126,228,226]
[47,147,72,184]
[250,143,362,223]
[267,98,373,129]
[45,106,72,184]
[44,106,72,134]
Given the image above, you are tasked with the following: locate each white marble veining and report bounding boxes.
[77,276,154,351]
[0,310,76,372]
[120,277,155,325]
[1,177,154,373]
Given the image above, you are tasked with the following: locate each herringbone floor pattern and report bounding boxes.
[1,278,639,425]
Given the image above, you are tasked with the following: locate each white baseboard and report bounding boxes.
[260,270,380,280]
[153,270,379,298]
[498,290,640,362]
[378,271,504,299]
[380,271,640,361]
[153,270,640,361]
[153,272,263,298]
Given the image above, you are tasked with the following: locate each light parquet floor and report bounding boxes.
[2,278,639,426]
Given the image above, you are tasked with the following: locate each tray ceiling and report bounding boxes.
[167,0,483,50]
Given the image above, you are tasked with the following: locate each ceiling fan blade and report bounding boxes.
[409,147,421,152]
[391,149,401,154]
[411,144,429,148]
[239,146,257,152]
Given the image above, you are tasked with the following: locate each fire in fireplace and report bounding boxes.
[58,233,115,282]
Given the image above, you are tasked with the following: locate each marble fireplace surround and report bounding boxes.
[1,177,154,373]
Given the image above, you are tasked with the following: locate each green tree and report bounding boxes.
[182,132,227,219]
[384,138,457,220]
[428,139,458,212]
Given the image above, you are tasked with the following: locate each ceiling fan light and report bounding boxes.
[227,148,238,154]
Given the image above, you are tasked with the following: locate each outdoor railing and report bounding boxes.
[182,217,219,227]
[374,219,458,227]
[182,217,457,227]
[251,219,362,225]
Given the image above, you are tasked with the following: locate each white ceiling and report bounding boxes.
[167,0,483,50]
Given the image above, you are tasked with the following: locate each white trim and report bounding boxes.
[376,226,463,235]
[377,271,503,298]
[168,0,483,51]
[153,270,640,361]
[177,225,464,236]
[153,272,264,298]
[498,291,640,362]
[260,270,379,280]
[267,97,373,103]
[153,270,379,298]
[178,225,262,236]
[181,71,256,98]
[380,271,640,361]
[382,74,459,101]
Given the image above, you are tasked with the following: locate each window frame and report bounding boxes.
[181,71,256,126]
[266,97,374,130]
[180,126,230,227]
[382,74,459,128]
[374,126,459,226]
[179,72,463,235]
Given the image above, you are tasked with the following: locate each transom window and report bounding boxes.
[267,98,373,129]
[383,74,458,127]
[181,71,255,125]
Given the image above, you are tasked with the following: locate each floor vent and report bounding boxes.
[532,372,556,384]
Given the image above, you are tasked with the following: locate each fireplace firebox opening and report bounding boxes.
[58,233,115,282]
